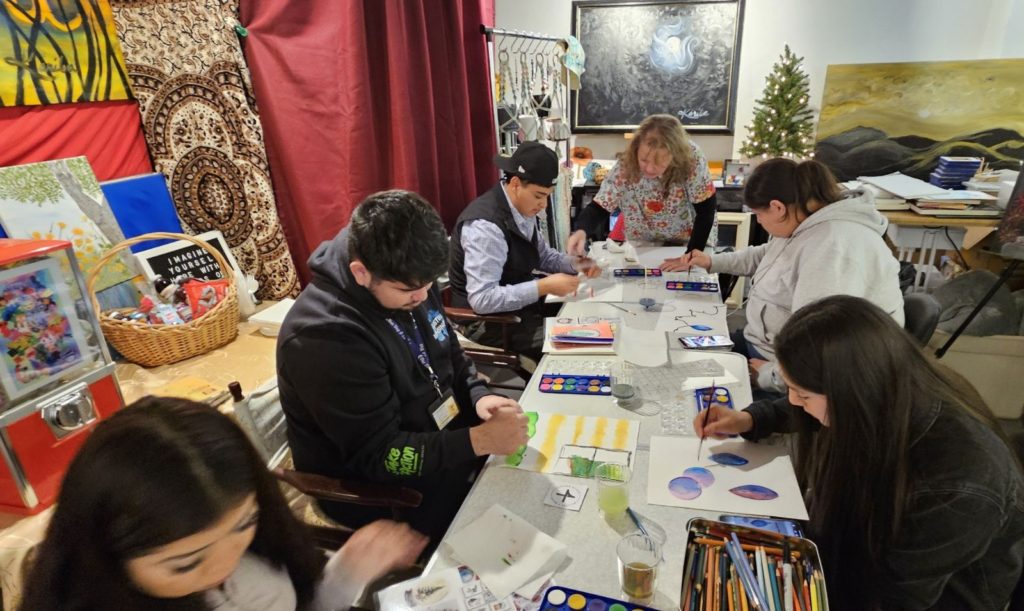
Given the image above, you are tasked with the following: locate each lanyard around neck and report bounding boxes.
[385,314,442,398]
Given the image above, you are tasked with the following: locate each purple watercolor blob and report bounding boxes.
[729,484,779,500]
[683,467,715,487]
[709,452,749,466]
[668,476,703,500]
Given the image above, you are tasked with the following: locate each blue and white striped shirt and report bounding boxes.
[461,183,576,314]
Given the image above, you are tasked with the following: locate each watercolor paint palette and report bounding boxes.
[682,518,830,610]
[613,268,662,277]
[695,386,734,411]
[538,375,612,396]
[665,280,719,292]
[539,586,657,611]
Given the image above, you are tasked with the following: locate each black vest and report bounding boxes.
[449,183,541,311]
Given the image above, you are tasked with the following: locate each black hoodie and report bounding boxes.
[277,228,490,488]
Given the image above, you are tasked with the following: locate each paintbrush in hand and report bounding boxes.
[697,379,715,459]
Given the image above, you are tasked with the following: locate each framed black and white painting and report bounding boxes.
[571,0,745,133]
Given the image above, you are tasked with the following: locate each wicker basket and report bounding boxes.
[87,232,239,367]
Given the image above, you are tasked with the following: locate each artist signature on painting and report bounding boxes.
[677,108,710,120]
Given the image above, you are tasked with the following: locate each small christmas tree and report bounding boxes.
[739,45,815,159]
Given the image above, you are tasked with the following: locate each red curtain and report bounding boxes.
[0,101,153,181]
[239,0,496,281]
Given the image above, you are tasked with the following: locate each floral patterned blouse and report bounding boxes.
[593,141,715,243]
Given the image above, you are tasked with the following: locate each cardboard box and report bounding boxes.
[929,330,1024,419]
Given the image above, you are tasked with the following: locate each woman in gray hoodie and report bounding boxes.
[663,158,904,392]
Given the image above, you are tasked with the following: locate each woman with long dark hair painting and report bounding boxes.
[695,296,1024,609]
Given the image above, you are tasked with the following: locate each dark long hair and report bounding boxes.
[20,397,325,611]
[743,158,844,219]
[774,296,1011,609]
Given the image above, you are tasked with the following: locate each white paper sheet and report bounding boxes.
[617,328,669,366]
[445,505,568,600]
[646,436,809,520]
[679,369,740,390]
[857,173,946,199]
[504,413,640,476]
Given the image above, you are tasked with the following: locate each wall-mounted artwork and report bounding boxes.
[0,0,131,106]
[0,157,134,292]
[815,59,1024,182]
[571,0,745,133]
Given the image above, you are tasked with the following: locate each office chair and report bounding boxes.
[902,293,941,346]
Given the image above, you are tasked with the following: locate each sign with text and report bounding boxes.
[134,230,241,282]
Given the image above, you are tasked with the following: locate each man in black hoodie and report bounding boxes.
[277,190,528,541]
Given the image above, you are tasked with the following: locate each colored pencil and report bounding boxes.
[728,579,736,611]
[682,544,695,609]
[809,573,819,611]
[783,562,794,611]
[771,563,783,611]
[760,547,776,611]
[814,571,825,611]
[726,534,766,610]
[693,537,803,558]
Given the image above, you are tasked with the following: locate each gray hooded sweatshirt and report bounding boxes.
[710,190,904,391]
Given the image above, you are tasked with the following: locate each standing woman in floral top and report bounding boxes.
[567,114,717,255]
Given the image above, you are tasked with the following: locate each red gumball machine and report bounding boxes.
[0,239,125,514]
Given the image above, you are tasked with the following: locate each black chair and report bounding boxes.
[903,293,941,346]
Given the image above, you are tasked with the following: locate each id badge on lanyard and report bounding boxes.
[386,315,459,430]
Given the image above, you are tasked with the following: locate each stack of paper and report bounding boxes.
[445,505,568,600]
[375,565,549,610]
[844,179,908,211]
[550,321,614,345]
[542,317,617,354]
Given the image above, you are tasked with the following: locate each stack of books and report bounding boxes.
[549,321,615,347]
[929,156,983,189]
[909,189,1002,218]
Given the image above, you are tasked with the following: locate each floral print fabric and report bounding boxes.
[593,141,715,243]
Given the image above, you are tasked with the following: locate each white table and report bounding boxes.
[426,268,752,609]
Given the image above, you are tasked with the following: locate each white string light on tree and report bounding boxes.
[739,45,816,160]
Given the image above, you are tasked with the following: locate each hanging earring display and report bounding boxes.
[496,45,519,134]
[532,51,552,118]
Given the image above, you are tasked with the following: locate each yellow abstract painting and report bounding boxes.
[814,59,1024,181]
[1,0,131,106]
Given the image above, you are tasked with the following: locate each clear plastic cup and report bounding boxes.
[594,462,631,517]
[617,533,662,600]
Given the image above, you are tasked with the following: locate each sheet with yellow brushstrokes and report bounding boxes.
[504,412,639,477]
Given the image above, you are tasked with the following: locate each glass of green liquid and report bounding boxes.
[617,533,661,601]
[594,462,631,516]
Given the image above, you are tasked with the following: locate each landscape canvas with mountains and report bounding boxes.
[814,59,1024,181]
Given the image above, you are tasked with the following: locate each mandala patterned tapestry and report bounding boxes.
[109,0,298,299]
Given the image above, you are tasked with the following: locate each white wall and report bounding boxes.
[496,0,1024,162]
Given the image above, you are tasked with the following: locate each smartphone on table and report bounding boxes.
[678,335,734,350]
[719,514,804,537]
